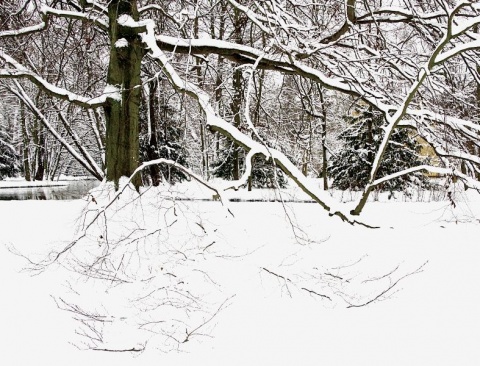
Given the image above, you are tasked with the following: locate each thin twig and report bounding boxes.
[347,261,428,308]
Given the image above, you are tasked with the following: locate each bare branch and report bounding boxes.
[346,261,429,308]
[0,51,108,108]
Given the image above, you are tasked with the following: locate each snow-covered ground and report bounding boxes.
[1,182,479,365]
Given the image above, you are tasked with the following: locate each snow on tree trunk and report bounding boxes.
[105,0,143,189]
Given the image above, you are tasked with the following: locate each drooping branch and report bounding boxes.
[130,158,229,205]
[0,51,108,108]
[46,157,231,265]
[400,118,480,166]
[9,81,104,180]
[57,111,104,180]
[0,5,109,108]
[141,18,370,226]
[366,165,480,196]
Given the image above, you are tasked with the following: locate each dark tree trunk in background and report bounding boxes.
[34,121,45,181]
[146,80,161,186]
[20,100,31,181]
[231,7,244,181]
[319,87,328,190]
[232,67,242,181]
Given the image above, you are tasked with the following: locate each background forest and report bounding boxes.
[1,0,479,207]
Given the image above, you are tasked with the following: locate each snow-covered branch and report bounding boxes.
[369,165,480,191]
[400,118,480,165]
[0,5,108,38]
[41,5,108,31]
[143,20,367,225]
[129,158,229,206]
[9,81,104,180]
[0,22,47,38]
[351,0,478,215]
[156,35,390,112]
[0,51,107,108]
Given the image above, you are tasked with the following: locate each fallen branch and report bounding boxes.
[92,347,144,353]
[346,261,429,308]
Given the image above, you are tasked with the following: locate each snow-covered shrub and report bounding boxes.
[329,106,431,192]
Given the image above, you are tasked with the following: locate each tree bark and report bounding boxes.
[104,0,143,189]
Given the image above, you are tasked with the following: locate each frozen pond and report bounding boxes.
[0,180,100,200]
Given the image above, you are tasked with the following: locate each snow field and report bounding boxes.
[1,184,480,365]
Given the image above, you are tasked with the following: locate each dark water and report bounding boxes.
[0,180,100,200]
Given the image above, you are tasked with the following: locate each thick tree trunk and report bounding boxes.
[104,0,143,189]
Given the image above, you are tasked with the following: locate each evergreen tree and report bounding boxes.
[211,141,288,188]
[140,124,189,185]
[329,107,429,192]
[0,129,20,179]
[139,94,189,185]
